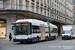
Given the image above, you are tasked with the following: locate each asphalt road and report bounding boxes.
[0,37,75,50]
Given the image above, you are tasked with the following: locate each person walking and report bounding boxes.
[9,32,12,41]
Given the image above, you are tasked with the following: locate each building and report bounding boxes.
[73,0,75,24]
[0,0,73,40]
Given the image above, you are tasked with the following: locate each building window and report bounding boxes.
[31,3,34,11]
[55,0,56,2]
[36,0,39,4]
[52,3,53,8]
[57,0,58,4]
[26,1,29,10]
[47,9,49,16]
[44,0,46,4]
[36,6,39,13]
[44,9,46,15]
[74,13,75,18]
[41,0,42,2]
[32,0,35,2]
[47,0,49,4]
[74,19,75,24]
[41,7,43,14]
[74,6,75,10]
[0,1,3,9]
[19,0,22,10]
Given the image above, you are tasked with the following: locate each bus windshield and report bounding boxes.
[13,23,31,35]
[63,31,71,34]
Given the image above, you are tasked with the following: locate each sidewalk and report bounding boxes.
[0,40,13,43]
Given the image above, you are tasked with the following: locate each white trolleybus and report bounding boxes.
[12,19,58,43]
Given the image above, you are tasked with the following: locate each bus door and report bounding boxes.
[40,24,45,40]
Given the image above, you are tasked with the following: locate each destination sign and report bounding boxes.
[0,21,4,23]
[16,23,28,26]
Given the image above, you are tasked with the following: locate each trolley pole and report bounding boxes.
[48,0,52,41]
[47,19,53,40]
[48,22,51,40]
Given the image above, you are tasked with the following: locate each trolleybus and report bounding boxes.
[12,19,58,43]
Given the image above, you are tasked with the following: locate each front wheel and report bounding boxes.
[54,36,56,40]
[70,37,72,40]
[36,37,39,43]
[46,36,49,41]
[20,42,24,44]
[62,38,64,40]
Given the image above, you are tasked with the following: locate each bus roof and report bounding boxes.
[16,19,57,28]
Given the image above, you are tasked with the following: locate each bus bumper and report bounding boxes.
[13,38,33,42]
[13,37,38,42]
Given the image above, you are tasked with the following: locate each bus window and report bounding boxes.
[51,28,58,33]
[32,26,40,33]
[45,27,49,33]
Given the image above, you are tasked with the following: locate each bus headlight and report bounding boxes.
[13,37,16,39]
[28,37,33,39]
[13,36,16,39]
[62,35,64,37]
[68,35,71,37]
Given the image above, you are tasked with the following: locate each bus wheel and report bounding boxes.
[70,37,72,40]
[46,36,49,41]
[20,42,24,44]
[54,36,56,40]
[36,37,39,43]
[62,38,64,40]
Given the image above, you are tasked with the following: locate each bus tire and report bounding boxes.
[36,37,39,43]
[70,37,72,40]
[46,36,49,41]
[62,38,64,40]
[20,42,24,44]
[54,36,56,40]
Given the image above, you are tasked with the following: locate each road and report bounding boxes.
[0,37,75,50]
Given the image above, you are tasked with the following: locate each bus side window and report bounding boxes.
[32,26,40,33]
[51,28,58,33]
[45,27,49,33]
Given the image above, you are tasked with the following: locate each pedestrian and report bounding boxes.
[9,32,12,41]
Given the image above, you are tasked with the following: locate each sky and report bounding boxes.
[73,0,75,3]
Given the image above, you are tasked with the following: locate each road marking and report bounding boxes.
[59,41,63,42]
[0,41,13,44]
[73,41,75,43]
[52,41,58,42]
[48,41,51,42]
[48,41,58,42]
[66,41,71,42]
[47,40,75,43]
